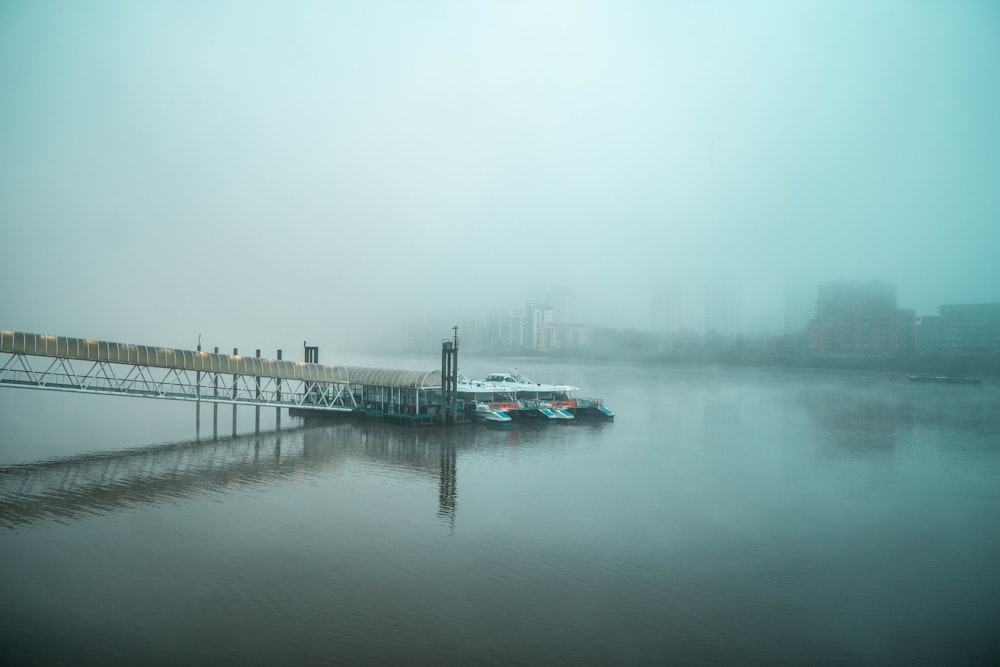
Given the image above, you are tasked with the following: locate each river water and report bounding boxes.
[2,360,998,665]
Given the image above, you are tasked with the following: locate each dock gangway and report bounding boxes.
[0,330,441,414]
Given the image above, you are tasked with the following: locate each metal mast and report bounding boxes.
[440,326,459,425]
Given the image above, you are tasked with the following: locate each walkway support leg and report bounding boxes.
[213,346,219,439]
[196,340,202,438]
[255,348,261,433]
[276,349,282,430]
[232,347,238,436]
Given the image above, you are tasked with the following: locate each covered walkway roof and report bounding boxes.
[1,331,441,389]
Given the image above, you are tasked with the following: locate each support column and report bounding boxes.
[195,338,202,439]
[232,347,238,436]
[440,341,449,425]
[213,346,219,439]
[440,326,459,426]
[276,349,282,430]
[255,348,261,433]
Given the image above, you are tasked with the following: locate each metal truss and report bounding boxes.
[0,351,357,411]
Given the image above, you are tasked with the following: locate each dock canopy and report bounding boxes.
[336,367,441,389]
[1,330,441,388]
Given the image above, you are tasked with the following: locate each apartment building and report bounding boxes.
[808,281,915,355]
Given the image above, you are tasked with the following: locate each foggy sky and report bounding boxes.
[2,1,998,354]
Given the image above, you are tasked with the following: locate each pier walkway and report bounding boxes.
[0,330,442,419]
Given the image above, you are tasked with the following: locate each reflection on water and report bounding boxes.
[802,387,907,455]
[800,378,1000,457]
[439,443,457,528]
[1,367,998,665]
[0,418,600,530]
[1,426,312,527]
[1,422,467,529]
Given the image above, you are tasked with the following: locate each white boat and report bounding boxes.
[472,370,613,421]
[473,402,513,424]
[549,406,575,420]
[481,370,579,395]
[456,370,613,422]
[515,398,566,421]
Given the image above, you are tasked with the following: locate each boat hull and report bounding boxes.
[569,404,615,420]
[473,405,513,424]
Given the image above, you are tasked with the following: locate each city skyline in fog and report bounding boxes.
[465,274,991,338]
[2,1,998,357]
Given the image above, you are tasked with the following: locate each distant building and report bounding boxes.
[704,278,741,340]
[547,286,576,325]
[486,308,526,349]
[541,322,590,351]
[485,302,590,352]
[525,303,554,350]
[916,303,1000,354]
[808,281,915,355]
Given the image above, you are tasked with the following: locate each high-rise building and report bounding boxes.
[526,303,555,350]
[809,281,915,355]
[547,286,576,325]
[916,303,1000,354]
[487,300,592,352]
[486,308,526,349]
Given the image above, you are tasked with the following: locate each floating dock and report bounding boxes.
[1,329,610,428]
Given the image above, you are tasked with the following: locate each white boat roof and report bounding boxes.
[474,370,579,393]
[457,379,517,393]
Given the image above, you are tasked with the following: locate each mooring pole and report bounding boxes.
[440,339,449,425]
[451,326,459,425]
[440,326,459,426]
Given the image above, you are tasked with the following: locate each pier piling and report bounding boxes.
[213,346,219,439]
[276,349,282,430]
[196,339,202,437]
[232,347,238,436]
[440,327,459,426]
[255,349,261,433]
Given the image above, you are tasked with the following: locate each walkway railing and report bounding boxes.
[0,330,437,412]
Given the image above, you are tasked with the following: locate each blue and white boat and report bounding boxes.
[473,370,614,421]
[473,401,513,424]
